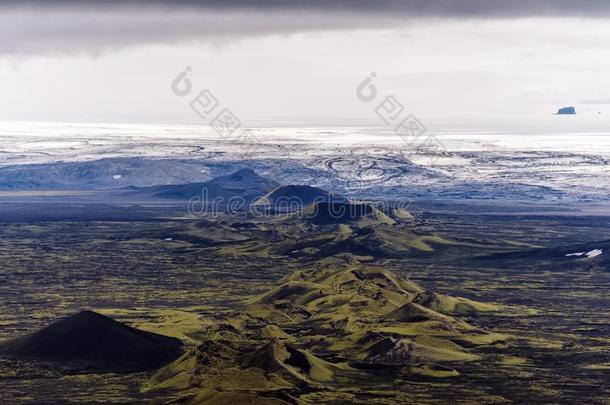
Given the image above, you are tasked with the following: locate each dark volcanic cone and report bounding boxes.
[0,310,183,373]
[301,201,395,226]
[254,185,348,212]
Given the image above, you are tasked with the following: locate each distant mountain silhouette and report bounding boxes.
[209,168,279,193]
[129,168,279,203]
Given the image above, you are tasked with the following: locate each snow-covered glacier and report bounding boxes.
[0,119,607,208]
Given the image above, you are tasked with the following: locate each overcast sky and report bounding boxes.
[2,1,610,124]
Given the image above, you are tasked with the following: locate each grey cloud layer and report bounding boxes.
[0,8,402,55]
[6,1,610,17]
[2,1,609,55]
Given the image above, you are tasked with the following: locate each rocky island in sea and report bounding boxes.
[557,106,576,115]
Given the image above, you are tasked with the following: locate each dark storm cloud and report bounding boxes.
[2,0,609,55]
[5,0,610,17]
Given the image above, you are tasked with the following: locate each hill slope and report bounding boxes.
[146,261,505,403]
[479,240,609,270]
